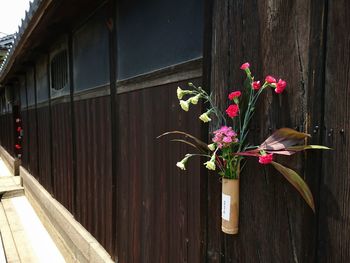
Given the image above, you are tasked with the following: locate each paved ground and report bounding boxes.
[0,158,65,263]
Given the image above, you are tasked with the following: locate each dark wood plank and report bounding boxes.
[51,102,74,211]
[317,0,350,261]
[37,106,52,192]
[116,78,202,263]
[209,0,327,262]
[74,96,114,255]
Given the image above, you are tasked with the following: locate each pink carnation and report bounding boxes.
[226,104,239,118]
[240,62,250,70]
[252,81,261,90]
[228,91,241,100]
[212,126,238,149]
[259,153,273,164]
[275,79,287,93]
[265,75,276,84]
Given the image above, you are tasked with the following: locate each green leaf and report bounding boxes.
[286,145,331,151]
[260,128,311,151]
[271,161,315,212]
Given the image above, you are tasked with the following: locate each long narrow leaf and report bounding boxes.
[171,139,205,153]
[286,145,331,152]
[260,128,310,151]
[271,161,315,212]
[157,130,209,151]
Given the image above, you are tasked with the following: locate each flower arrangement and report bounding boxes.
[159,62,329,234]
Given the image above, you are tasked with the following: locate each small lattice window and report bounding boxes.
[50,50,68,91]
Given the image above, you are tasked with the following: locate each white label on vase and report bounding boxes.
[222,193,231,221]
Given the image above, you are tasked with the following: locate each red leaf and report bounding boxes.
[260,128,310,151]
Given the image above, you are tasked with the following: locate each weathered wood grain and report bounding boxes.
[116,78,202,263]
[208,0,327,262]
[317,0,350,261]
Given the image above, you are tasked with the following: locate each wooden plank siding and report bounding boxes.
[116,78,202,263]
[20,110,29,170]
[36,106,52,193]
[206,0,349,262]
[0,113,14,156]
[27,108,39,178]
[51,102,74,212]
[74,96,114,255]
[318,0,350,261]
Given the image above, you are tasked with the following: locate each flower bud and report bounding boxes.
[176,155,190,170]
[179,99,190,111]
[204,160,216,170]
[199,111,212,123]
[177,87,185,99]
[190,94,201,105]
[208,143,216,151]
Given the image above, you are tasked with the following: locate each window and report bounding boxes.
[51,50,68,91]
[20,77,27,110]
[50,39,70,98]
[26,68,35,107]
[36,55,49,103]
[117,0,203,80]
[73,6,109,92]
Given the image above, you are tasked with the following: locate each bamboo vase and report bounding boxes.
[221,178,239,234]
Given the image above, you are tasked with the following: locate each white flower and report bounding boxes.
[176,155,190,170]
[190,94,201,105]
[208,143,216,151]
[199,111,211,123]
[204,160,216,170]
[180,99,190,112]
[177,87,185,99]
[176,161,186,170]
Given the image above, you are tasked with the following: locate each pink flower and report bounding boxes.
[259,153,273,164]
[228,91,241,100]
[252,81,261,90]
[223,136,232,143]
[226,104,239,118]
[240,62,250,70]
[265,75,276,84]
[275,79,287,93]
[212,126,238,148]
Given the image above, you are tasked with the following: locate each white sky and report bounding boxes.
[0,0,33,36]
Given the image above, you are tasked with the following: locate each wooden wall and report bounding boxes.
[51,102,74,212]
[0,113,14,156]
[116,78,202,263]
[207,0,349,262]
[74,96,113,254]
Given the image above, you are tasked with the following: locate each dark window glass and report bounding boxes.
[20,77,27,109]
[36,55,49,103]
[50,47,69,98]
[51,50,68,91]
[26,68,35,107]
[73,6,110,92]
[117,0,203,80]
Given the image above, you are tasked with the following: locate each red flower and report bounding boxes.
[259,153,273,164]
[275,79,287,93]
[226,104,239,118]
[252,81,261,90]
[240,62,250,70]
[228,91,241,100]
[265,75,276,84]
[17,127,22,132]
[15,144,21,150]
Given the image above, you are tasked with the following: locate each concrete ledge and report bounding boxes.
[20,166,114,263]
[0,146,20,176]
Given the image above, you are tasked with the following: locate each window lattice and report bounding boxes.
[50,50,68,91]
